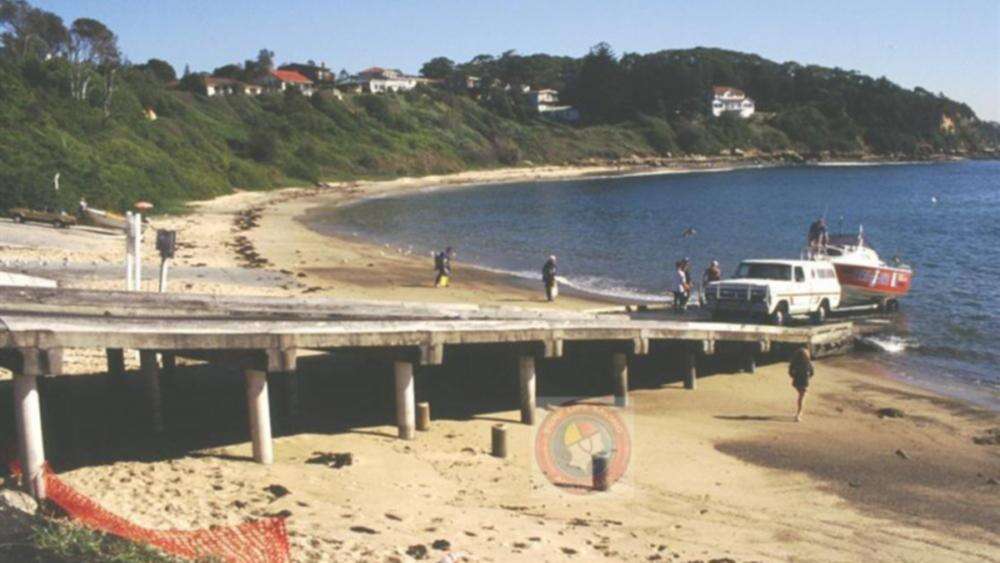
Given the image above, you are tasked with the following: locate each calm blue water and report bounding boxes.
[312,161,1000,408]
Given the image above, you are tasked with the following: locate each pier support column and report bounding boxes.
[161,353,176,374]
[284,372,300,419]
[612,353,629,407]
[394,361,415,440]
[106,348,125,379]
[14,373,46,499]
[245,369,274,464]
[742,347,757,374]
[683,347,697,390]
[139,351,164,433]
[518,356,537,425]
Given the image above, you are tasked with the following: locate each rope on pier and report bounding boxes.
[8,458,290,563]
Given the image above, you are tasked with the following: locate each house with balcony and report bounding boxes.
[336,67,419,94]
[710,86,755,118]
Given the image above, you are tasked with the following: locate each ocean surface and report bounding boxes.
[310,161,1000,409]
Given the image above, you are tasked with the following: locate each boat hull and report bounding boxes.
[80,208,128,231]
[833,263,912,306]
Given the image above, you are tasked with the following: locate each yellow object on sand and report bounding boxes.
[436,275,450,288]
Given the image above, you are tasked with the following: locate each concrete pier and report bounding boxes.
[0,286,860,467]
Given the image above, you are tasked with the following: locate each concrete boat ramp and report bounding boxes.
[0,287,857,498]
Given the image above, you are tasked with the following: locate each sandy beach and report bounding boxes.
[1,163,998,562]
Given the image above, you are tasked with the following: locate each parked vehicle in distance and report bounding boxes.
[705,259,841,325]
[7,207,76,228]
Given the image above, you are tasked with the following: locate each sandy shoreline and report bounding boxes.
[1,161,998,562]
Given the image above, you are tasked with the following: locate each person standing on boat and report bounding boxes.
[808,218,829,252]
[700,260,722,306]
[542,255,558,302]
[789,347,814,422]
[434,247,454,288]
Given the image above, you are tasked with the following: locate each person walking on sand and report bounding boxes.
[542,255,558,302]
[434,247,454,287]
[700,260,722,306]
[789,347,814,422]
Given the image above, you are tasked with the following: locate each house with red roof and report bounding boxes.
[710,86,755,118]
[259,69,315,96]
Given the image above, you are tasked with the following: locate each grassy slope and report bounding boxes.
[0,56,994,213]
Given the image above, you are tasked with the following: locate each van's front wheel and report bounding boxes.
[770,303,789,326]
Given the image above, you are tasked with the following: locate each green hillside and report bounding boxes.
[0,1,997,213]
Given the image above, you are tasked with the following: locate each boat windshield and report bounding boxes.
[735,263,791,280]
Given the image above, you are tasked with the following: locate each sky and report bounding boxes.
[34,0,1000,121]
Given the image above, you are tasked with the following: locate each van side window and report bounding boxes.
[795,267,805,282]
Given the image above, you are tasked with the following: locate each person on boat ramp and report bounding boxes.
[789,347,814,422]
[673,259,691,312]
[542,255,558,302]
[700,260,722,306]
[434,247,454,287]
[807,218,829,253]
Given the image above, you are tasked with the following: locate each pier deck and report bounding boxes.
[0,287,855,498]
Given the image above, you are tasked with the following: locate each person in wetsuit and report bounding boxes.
[542,255,558,302]
[434,247,454,287]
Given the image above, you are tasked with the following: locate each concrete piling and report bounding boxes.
[592,453,610,491]
[106,348,125,379]
[416,402,431,431]
[14,373,45,499]
[244,369,273,464]
[684,348,697,390]
[139,350,164,433]
[518,355,536,425]
[491,423,508,458]
[612,352,629,407]
[394,361,415,440]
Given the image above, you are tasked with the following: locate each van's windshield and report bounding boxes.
[735,263,791,280]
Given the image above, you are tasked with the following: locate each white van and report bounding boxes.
[705,259,841,325]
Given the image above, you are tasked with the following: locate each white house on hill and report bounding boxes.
[711,86,755,118]
[337,67,419,94]
[527,89,580,122]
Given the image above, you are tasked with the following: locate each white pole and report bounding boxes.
[245,369,273,464]
[519,356,536,425]
[394,361,415,440]
[125,211,134,291]
[132,213,142,291]
[158,258,170,293]
[14,374,46,499]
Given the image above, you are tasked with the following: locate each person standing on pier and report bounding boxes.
[673,260,690,312]
[434,247,454,287]
[700,260,722,306]
[789,347,814,422]
[542,255,558,302]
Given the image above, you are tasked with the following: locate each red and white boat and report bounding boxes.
[809,227,913,310]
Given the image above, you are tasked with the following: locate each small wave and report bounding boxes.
[860,335,911,354]
[472,265,671,303]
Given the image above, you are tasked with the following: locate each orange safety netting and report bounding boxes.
[8,459,290,563]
